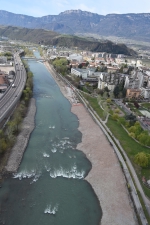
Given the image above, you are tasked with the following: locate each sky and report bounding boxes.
[0,0,150,17]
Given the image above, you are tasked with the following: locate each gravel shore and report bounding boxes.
[72,105,137,225]
[45,62,138,225]
[5,98,36,173]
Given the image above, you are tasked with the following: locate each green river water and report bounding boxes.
[0,51,102,225]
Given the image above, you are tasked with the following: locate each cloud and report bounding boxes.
[53,0,69,7]
[75,3,96,13]
[25,7,49,17]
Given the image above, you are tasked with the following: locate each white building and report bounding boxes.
[124,71,144,89]
[98,72,111,90]
[0,56,7,64]
[98,72,126,91]
[136,60,142,67]
[69,54,83,63]
[71,68,98,79]
[140,87,150,99]
[71,68,88,78]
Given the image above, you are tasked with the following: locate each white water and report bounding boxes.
[13,170,41,183]
[49,164,85,179]
[51,148,57,153]
[43,152,50,157]
[44,203,59,215]
[49,126,55,129]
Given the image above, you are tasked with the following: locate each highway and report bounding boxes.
[0,52,26,124]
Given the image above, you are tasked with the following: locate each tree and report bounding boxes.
[125,113,136,126]
[119,80,125,92]
[0,130,4,138]
[107,92,110,97]
[97,89,104,96]
[134,126,143,138]
[0,138,7,154]
[112,113,119,120]
[129,132,135,138]
[125,121,130,128]
[134,152,150,168]
[122,88,127,98]
[145,136,150,146]
[100,66,107,72]
[104,86,109,92]
[78,63,82,69]
[85,61,89,67]
[118,117,126,125]
[134,101,139,109]
[4,52,12,57]
[52,58,68,75]
[119,66,124,73]
[138,133,148,145]
[13,112,22,133]
[113,85,120,98]
[18,103,26,117]
[95,67,100,72]
[106,98,111,103]
[128,121,142,138]
[128,125,136,133]
[114,108,120,114]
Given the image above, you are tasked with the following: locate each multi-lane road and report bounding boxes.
[0,53,26,124]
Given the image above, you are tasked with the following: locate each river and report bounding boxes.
[0,51,102,225]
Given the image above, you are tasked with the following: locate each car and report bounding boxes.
[12,84,16,88]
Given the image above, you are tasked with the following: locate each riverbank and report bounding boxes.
[5,98,36,173]
[44,62,70,100]
[44,62,137,225]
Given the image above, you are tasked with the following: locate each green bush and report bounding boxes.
[114,108,120,114]
[106,98,111,103]
[112,113,119,121]
[134,152,150,168]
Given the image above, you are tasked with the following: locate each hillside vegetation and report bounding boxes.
[0,26,136,55]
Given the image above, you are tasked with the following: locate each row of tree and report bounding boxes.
[22,48,33,57]
[51,58,70,75]
[128,121,150,146]
[117,115,150,147]
[0,51,13,61]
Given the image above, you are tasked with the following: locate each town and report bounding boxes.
[46,46,150,100]
[0,39,150,225]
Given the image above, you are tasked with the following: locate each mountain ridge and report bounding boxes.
[0,10,149,42]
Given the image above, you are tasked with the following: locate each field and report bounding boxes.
[107,117,150,198]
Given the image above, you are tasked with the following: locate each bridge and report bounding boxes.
[22,57,46,62]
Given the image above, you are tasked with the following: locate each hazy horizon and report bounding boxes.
[0,0,150,17]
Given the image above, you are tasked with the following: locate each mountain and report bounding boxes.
[0,10,150,42]
[0,25,136,55]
